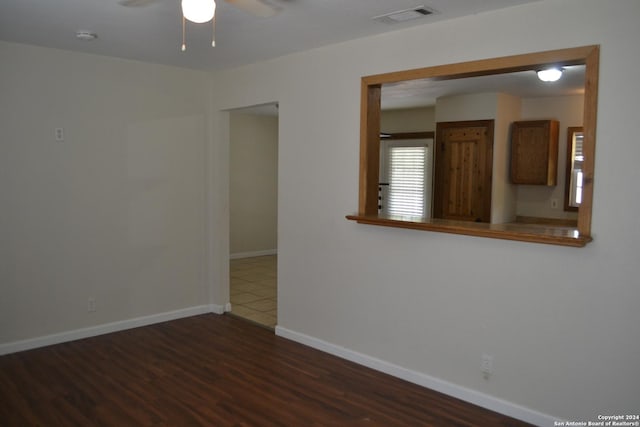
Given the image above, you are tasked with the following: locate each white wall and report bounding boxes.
[210,0,640,423]
[0,41,211,344]
[435,92,498,123]
[230,112,278,256]
[381,107,435,133]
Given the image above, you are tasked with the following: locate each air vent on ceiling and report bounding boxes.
[373,6,437,25]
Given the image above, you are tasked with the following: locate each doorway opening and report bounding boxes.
[228,102,278,329]
[229,255,277,328]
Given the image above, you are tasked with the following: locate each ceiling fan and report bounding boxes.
[118,0,282,50]
[118,0,281,18]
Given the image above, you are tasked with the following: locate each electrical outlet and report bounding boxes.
[551,198,559,209]
[481,354,493,378]
[55,128,64,141]
[87,297,96,313]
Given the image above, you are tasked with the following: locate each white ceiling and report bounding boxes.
[381,65,586,110]
[0,0,539,72]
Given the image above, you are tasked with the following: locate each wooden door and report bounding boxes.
[434,120,494,222]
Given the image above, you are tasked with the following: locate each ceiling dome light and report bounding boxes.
[75,30,97,41]
[182,0,216,23]
[537,67,563,82]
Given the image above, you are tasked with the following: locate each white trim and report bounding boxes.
[209,303,226,315]
[275,326,555,427]
[230,249,277,259]
[0,305,224,356]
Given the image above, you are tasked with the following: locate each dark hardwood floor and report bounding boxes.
[0,314,532,426]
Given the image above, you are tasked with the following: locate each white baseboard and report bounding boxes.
[275,326,554,427]
[0,304,224,356]
[230,249,277,259]
[209,303,226,315]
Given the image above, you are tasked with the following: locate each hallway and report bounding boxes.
[229,255,277,328]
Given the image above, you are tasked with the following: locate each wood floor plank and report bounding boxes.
[0,314,532,426]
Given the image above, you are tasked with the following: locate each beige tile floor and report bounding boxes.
[229,255,277,329]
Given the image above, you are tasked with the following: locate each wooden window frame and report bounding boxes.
[346,45,599,247]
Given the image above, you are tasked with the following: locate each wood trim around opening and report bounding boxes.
[349,45,599,247]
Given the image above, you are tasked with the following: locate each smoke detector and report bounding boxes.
[373,6,437,24]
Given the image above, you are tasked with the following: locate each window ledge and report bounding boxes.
[345,214,592,247]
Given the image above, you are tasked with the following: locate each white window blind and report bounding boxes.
[387,145,428,217]
[570,132,584,207]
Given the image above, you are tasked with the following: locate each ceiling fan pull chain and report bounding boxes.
[211,16,216,47]
[181,15,186,51]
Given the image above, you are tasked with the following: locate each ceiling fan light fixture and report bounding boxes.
[182,0,216,23]
[537,67,563,82]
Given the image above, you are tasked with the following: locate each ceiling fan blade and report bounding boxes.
[118,0,159,7]
[224,0,280,18]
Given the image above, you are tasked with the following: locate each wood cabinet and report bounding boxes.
[510,120,559,185]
